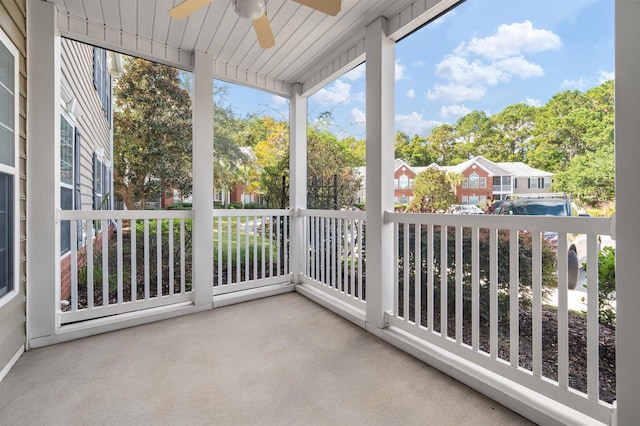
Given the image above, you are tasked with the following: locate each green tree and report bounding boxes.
[455,110,491,160]
[113,57,192,209]
[485,103,536,162]
[426,124,459,165]
[552,144,615,206]
[407,168,461,213]
[395,131,436,166]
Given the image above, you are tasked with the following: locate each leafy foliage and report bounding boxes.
[583,246,616,328]
[113,57,192,209]
[407,168,460,213]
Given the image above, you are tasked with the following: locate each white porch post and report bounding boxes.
[290,83,307,282]
[192,51,214,307]
[365,17,395,330]
[614,0,640,423]
[26,0,61,344]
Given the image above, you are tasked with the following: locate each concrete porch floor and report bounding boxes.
[0,293,532,425]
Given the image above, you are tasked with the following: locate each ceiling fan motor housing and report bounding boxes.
[234,0,266,20]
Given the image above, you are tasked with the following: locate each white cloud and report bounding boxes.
[395,60,407,80]
[395,112,441,136]
[457,21,562,60]
[352,91,366,103]
[343,65,365,81]
[427,84,486,102]
[314,79,351,105]
[435,55,508,86]
[598,70,615,83]
[440,104,472,118]
[350,107,366,125]
[406,89,415,99]
[494,56,544,78]
[411,60,426,67]
[561,77,589,90]
[524,97,542,107]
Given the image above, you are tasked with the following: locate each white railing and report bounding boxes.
[59,209,193,324]
[213,209,292,295]
[300,209,366,310]
[386,212,614,424]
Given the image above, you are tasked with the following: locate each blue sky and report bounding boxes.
[217,0,614,139]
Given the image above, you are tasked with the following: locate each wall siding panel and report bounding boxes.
[0,0,26,376]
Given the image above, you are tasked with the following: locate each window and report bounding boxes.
[0,29,18,300]
[479,177,486,188]
[399,174,409,189]
[493,176,501,186]
[462,178,468,189]
[469,195,480,206]
[394,179,399,189]
[93,152,111,210]
[461,196,468,205]
[399,196,409,205]
[409,178,414,189]
[93,47,111,124]
[469,173,479,189]
[502,176,511,186]
[543,177,552,189]
[529,177,538,189]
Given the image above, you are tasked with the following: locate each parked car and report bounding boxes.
[493,193,581,289]
[447,204,484,214]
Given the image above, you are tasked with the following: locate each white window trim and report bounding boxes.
[0,28,20,308]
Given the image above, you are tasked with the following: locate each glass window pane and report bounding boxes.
[0,42,14,90]
[0,173,13,297]
[60,117,74,185]
[61,187,73,254]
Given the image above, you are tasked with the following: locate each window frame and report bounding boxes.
[0,28,19,305]
[469,172,479,189]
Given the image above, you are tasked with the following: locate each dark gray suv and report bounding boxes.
[493,193,580,289]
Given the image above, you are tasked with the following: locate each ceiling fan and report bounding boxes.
[168,0,342,49]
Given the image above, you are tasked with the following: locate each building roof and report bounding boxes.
[495,161,554,177]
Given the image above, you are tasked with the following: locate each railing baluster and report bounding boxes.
[404,223,410,321]
[350,219,356,299]
[157,218,162,297]
[261,215,266,280]
[427,224,434,331]
[144,219,150,300]
[337,218,342,292]
[343,218,348,295]
[415,224,422,327]
[87,220,94,309]
[440,226,448,338]
[245,216,249,281]
[236,216,241,283]
[393,221,399,317]
[169,218,174,296]
[331,217,336,289]
[509,228,519,367]
[587,233,600,400]
[227,217,232,285]
[472,226,479,351]
[217,218,222,287]
[284,215,289,276]
[557,233,569,388]
[489,228,498,359]
[320,217,325,285]
[70,220,78,311]
[277,215,281,277]
[180,219,185,294]
[131,219,137,302]
[456,226,463,344]
[117,219,123,303]
[269,215,274,278]
[102,219,109,306]
[532,231,542,377]
[253,216,258,281]
[357,219,363,302]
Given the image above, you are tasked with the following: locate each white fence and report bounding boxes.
[386,212,615,423]
[213,209,292,295]
[300,209,366,310]
[58,210,193,324]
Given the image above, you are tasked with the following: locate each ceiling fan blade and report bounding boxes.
[292,0,341,16]
[168,0,213,19]
[253,15,275,49]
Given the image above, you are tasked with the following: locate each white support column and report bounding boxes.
[192,51,214,307]
[290,83,307,282]
[365,17,395,330]
[614,1,640,423]
[26,0,61,344]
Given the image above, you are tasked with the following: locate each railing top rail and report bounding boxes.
[213,208,292,217]
[386,211,613,236]
[58,209,193,221]
[299,209,366,220]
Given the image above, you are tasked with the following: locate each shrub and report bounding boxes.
[583,246,616,328]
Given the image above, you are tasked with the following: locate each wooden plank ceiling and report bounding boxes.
[48,0,455,95]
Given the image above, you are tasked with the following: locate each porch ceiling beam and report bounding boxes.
[56,11,293,98]
[298,0,464,97]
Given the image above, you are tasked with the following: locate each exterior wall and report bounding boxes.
[513,176,552,195]
[0,0,26,378]
[455,166,492,205]
[60,38,112,210]
[393,165,416,205]
[59,38,113,301]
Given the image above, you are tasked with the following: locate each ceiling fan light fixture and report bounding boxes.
[234,0,265,20]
